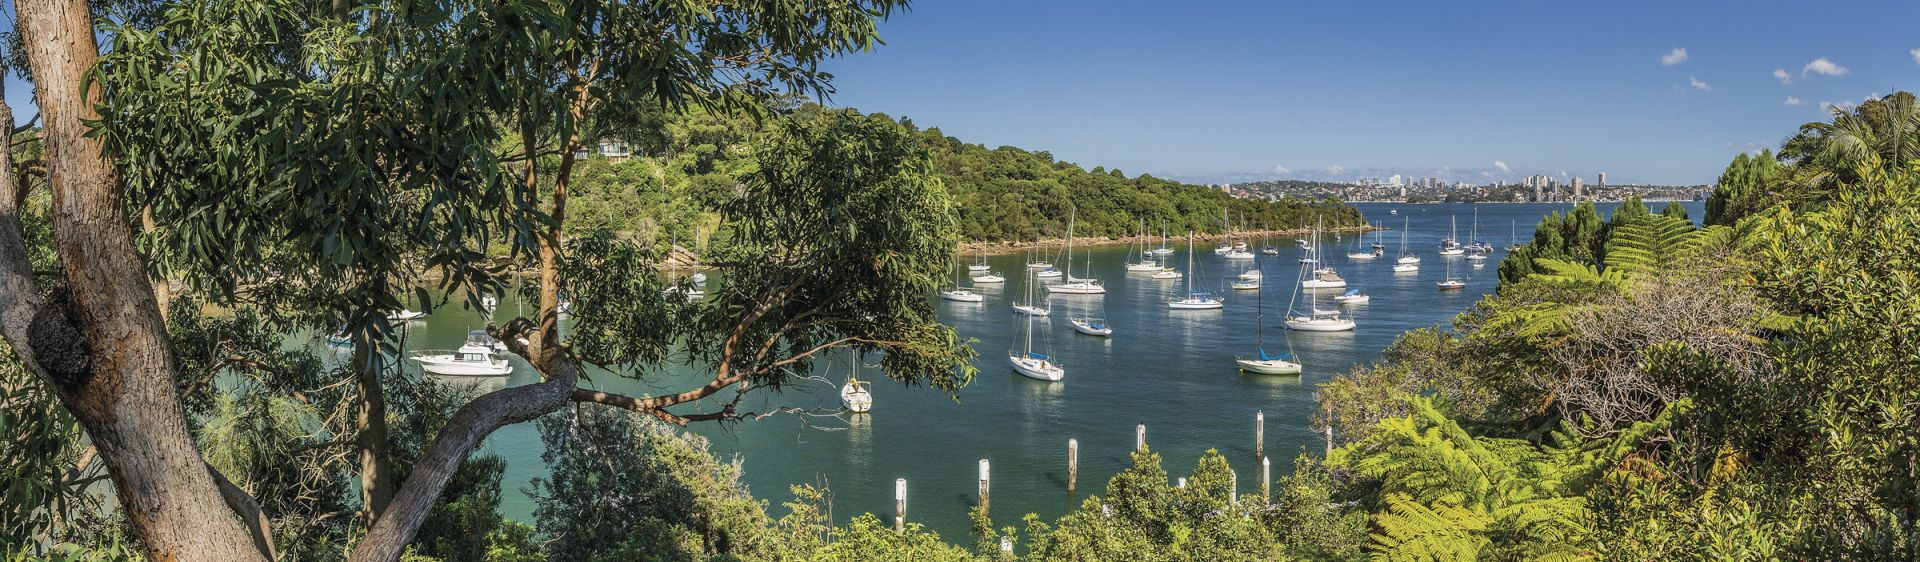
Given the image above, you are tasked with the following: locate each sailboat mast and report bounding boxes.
[1185,231,1196,295]
[1065,208,1076,279]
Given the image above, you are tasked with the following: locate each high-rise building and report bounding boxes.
[1571,176,1584,200]
[1597,172,1606,190]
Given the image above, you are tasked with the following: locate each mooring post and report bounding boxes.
[978,459,991,516]
[1255,410,1265,459]
[1177,477,1187,489]
[1136,423,1146,451]
[1067,438,1079,494]
[1262,456,1272,503]
[894,478,907,534]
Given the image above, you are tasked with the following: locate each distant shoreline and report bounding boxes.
[955,226,1378,257]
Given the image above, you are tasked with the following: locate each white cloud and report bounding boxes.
[1803,57,1849,77]
[1660,47,1688,66]
[1772,68,1791,85]
[1911,48,1920,65]
[1271,165,1289,175]
[1689,77,1712,90]
[1492,160,1511,172]
[1325,165,1345,174]
[1784,96,1803,106]
[1821,100,1858,112]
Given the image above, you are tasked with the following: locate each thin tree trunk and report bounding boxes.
[353,334,393,520]
[4,0,269,559]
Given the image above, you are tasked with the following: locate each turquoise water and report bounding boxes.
[323,201,1701,542]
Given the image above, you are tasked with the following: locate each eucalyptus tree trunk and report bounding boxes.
[0,0,269,559]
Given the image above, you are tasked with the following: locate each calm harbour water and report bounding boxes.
[327,201,1701,541]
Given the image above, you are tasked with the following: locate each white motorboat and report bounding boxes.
[480,295,498,311]
[1070,317,1112,336]
[465,329,508,353]
[1238,269,1262,280]
[1397,254,1422,264]
[387,309,427,321]
[662,285,706,299]
[1151,268,1182,280]
[1393,263,1419,273]
[1213,244,1232,255]
[1231,279,1260,290]
[1169,232,1224,309]
[1035,268,1063,279]
[1224,249,1256,259]
[1346,251,1377,259]
[1301,268,1347,289]
[690,272,707,284]
[972,272,1006,283]
[1126,262,1161,271]
[1286,308,1356,332]
[1333,289,1371,304]
[410,334,513,376]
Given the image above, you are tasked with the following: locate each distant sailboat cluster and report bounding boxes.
[937,208,1506,383]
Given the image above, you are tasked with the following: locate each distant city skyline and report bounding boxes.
[816,1,1920,186]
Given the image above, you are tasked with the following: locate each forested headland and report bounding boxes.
[565,104,1362,254]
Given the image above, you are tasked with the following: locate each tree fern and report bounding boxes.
[1369,492,1490,562]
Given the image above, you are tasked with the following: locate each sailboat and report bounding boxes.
[1168,232,1224,309]
[1009,297,1064,381]
[1507,220,1523,251]
[1262,227,1280,255]
[971,248,1006,282]
[1301,221,1348,289]
[1011,268,1049,316]
[1034,233,1064,278]
[1027,233,1055,270]
[1464,209,1488,263]
[969,249,992,272]
[1069,299,1112,337]
[1436,243,1466,290]
[1438,215,1466,256]
[1235,265,1301,375]
[1284,247,1357,332]
[1394,216,1420,271]
[663,238,707,299]
[840,351,873,413]
[1152,220,1175,255]
[1223,215,1256,260]
[1046,208,1105,294]
[1345,220,1377,259]
[939,258,984,302]
[1126,219,1161,271]
[1213,209,1233,255]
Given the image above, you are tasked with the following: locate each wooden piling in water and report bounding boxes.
[979,459,991,516]
[894,478,907,534]
[1256,410,1265,459]
[1067,439,1079,494]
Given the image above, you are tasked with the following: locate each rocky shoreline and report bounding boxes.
[955,226,1380,256]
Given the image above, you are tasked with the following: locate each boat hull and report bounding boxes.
[1125,263,1162,271]
[1011,304,1049,316]
[1236,358,1302,375]
[1045,282,1106,294]
[940,290,984,302]
[1010,356,1064,381]
[1071,321,1112,336]
[1286,318,1356,332]
[840,383,873,413]
[972,274,1006,283]
[1168,299,1224,310]
[1301,280,1348,289]
[412,358,512,376]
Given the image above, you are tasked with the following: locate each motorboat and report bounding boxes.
[1238,269,1262,280]
[1035,268,1063,279]
[387,309,427,321]
[1231,279,1260,290]
[1151,268,1182,280]
[1332,289,1370,304]
[409,333,513,376]
[1301,268,1347,289]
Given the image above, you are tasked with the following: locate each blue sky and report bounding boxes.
[6,1,1916,185]
[814,0,1920,185]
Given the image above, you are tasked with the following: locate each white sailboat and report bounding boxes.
[1285,241,1357,332]
[1300,222,1348,289]
[1009,297,1064,381]
[1394,216,1420,271]
[1236,265,1302,375]
[1011,268,1049,316]
[1213,209,1233,254]
[1437,242,1466,290]
[1070,317,1112,336]
[1027,234,1054,270]
[1261,227,1280,255]
[1465,209,1488,263]
[1169,231,1224,310]
[1046,208,1105,294]
[1125,219,1161,271]
[1152,220,1175,255]
[939,258,984,302]
[1508,220,1523,251]
[968,250,991,272]
[1223,215,1255,259]
[840,351,873,413]
[1438,215,1466,256]
[1345,220,1378,259]
[970,248,1006,281]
